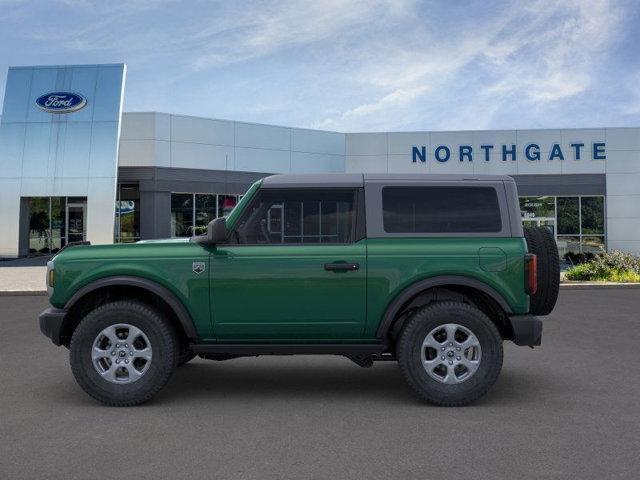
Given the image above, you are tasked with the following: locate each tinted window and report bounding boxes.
[235,190,355,244]
[382,186,502,233]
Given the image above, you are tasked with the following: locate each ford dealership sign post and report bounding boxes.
[36,92,87,113]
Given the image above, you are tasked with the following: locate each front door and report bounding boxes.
[210,188,366,340]
[66,202,86,244]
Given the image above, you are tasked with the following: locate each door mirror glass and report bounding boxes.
[207,217,228,244]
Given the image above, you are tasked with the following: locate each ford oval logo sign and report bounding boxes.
[35,92,87,114]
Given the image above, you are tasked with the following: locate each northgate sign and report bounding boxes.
[411,142,606,163]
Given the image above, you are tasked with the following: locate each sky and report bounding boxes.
[0,0,639,132]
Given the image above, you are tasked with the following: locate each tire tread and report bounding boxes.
[397,301,503,407]
[70,300,177,407]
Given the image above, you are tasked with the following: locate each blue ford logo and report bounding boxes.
[35,92,87,114]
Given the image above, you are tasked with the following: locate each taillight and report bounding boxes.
[525,253,537,295]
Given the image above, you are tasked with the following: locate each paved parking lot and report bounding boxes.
[1,289,639,479]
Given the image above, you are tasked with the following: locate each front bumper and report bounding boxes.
[39,307,67,346]
[508,314,542,346]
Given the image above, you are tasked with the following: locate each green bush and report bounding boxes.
[565,250,640,282]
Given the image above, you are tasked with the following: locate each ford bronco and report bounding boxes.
[39,173,559,406]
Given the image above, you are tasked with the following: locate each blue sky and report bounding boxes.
[1,0,639,132]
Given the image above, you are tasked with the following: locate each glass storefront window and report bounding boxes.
[557,197,579,235]
[115,184,140,243]
[520,195,606,257]
[557,236,581,258]
[195,194,216,236]
[582,236,606,254]
[26,196,87,255]
[581,197,605,234]
[28,198,51,255]
[50,197,65,253]
[171,194,194,237]
[520,196,555,220]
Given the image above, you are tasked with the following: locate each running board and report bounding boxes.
[190,343,388,356]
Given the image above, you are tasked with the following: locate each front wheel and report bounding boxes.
[397,302,503,406]
[70,300,178,406]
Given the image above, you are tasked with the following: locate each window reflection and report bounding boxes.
[115,184,140,243]
[519,195,605,256]
[170,193,242,238]
[581,197,605,234]
[557,197,579,235]
[27,196,87,255]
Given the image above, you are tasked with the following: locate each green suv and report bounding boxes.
[39,173,559,406]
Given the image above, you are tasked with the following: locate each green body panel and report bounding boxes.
[48,178,530,344]
[210,240,367,341]
[49,241,213,338]
[364,237,529,338]
[49,235,529,343]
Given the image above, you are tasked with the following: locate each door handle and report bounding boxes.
[324,262,359,271]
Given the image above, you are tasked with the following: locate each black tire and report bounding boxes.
[397,302,503,406]
[524,226,560,316]
[70,301,178,406]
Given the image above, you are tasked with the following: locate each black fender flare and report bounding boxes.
[65,276,198,341]
[375,275,513,339]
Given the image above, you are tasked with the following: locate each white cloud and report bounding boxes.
[191,0,413,69]
[2,0,631,130]
[313,85,428,130]
[314,0,625,130]
[482,0,622,103]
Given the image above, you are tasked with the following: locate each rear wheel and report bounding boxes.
[524,226,560,315]
[397,302,503,406]
[70,300,178,406]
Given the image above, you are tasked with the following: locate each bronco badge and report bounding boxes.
[192,261,206,274]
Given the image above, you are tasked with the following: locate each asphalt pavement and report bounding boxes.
[1,289,639,479]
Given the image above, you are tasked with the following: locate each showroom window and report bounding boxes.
[520,196,605,258]
[25,196,87,255]
[171,193,241,237]
[115,184,140,243]
[234,189,355,244]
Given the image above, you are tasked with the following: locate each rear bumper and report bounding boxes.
[39,307,67,346]
[508,314,542,346]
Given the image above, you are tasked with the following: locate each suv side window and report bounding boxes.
[234,189,355,244]
[382,186,502,233]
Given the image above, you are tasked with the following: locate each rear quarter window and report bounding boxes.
[382,186,502,233]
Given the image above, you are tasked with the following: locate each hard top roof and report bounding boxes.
[261,173,514,188]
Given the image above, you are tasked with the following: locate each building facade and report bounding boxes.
[0,64,126,257]
[1,64,639,258]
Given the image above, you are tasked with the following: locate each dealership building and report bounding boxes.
[1,63,639,258]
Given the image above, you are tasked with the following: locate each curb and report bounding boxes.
[0,290,47,296]
[560,282,640,289]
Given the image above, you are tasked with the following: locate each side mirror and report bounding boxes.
[207,217,228,244]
